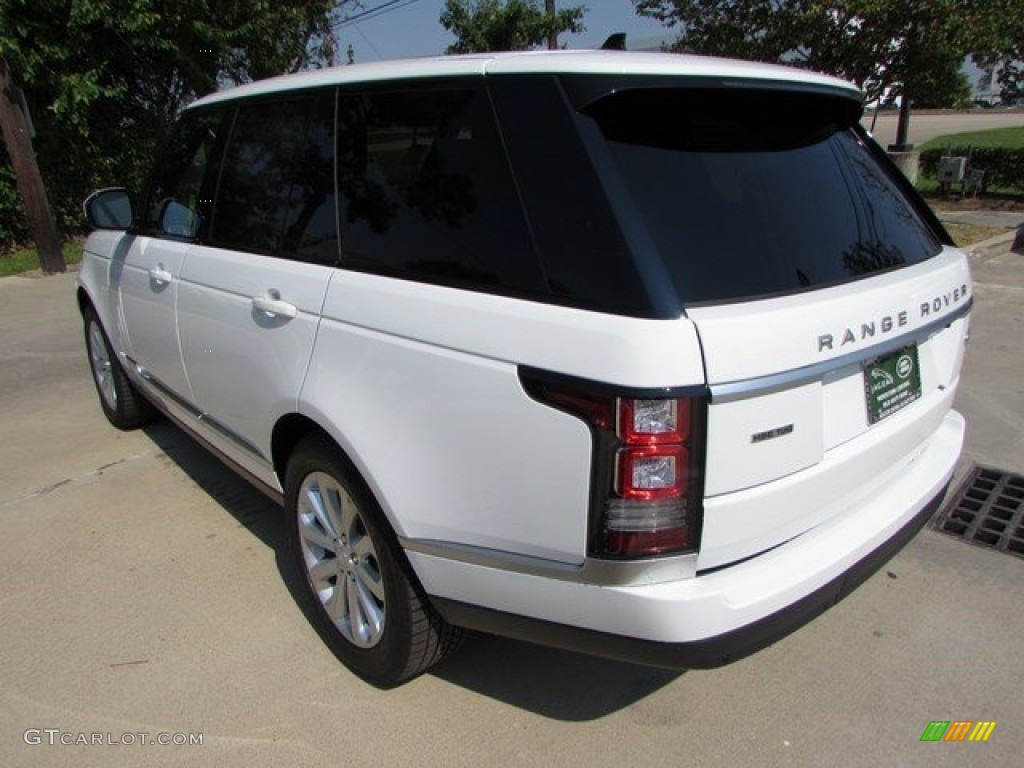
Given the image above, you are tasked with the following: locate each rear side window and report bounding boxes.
[143,108,222,239]
[210,90,339,265]
[489,76,653,317]
[335,86,546,295]
[584,88,942,306]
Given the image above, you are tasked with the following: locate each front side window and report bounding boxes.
[143,108,222,239]
[335,86,546,295]
[584,87,942,306]
[210,90,338,265]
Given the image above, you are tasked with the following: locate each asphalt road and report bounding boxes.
[0,242,1021,766]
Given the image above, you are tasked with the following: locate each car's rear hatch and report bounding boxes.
[576,77,971,570]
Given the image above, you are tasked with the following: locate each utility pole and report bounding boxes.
[0,57,64,273]
[546,0,557,50]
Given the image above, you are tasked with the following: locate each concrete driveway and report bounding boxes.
[1,246,1021,767]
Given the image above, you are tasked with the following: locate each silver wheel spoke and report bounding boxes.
[352,535,375,559]
[308,557,338,587]
[354,558,385,602]
[324,583,346,623]
[346,576,368,643]
[304,480,336,537]
[333,490,356,541]
[298,524,336,552]
[354,575,385,635]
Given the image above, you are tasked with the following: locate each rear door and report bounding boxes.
[176,90,339,480]
[580,83,971,569]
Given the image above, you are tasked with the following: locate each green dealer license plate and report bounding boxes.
[864,345,922,425]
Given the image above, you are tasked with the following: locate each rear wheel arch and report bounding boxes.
[271,414,404,537]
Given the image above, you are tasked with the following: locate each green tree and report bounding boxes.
[633,0,1010,143]
[971,0,1024,104]
[901,64,972,110]
[440,0,586,54]
[0,0,340,250]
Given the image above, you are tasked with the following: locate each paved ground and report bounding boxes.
[861,109,1024,147]
[1,237,1022,767]
[936,209,1024,230]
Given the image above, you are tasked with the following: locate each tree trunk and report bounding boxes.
[546,0,557,50]
[0,57,64,273]
[894,87,912,149]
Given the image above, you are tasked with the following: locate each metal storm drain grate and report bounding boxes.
[933,466,1024,558]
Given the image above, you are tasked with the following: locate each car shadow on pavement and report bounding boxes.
[431,634,683,720]
[142,420,683,719]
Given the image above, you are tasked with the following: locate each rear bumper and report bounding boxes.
[433,482,946,668]
[413,410,964,668]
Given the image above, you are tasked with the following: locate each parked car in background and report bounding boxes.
[79,51,971,687]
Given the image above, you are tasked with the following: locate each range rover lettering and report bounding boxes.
[78,51,971,687]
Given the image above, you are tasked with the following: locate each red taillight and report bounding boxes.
[520,372,705,561]
[606,397,696,557]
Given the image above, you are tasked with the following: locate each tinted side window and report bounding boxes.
[143,108,222,239]
[336,86,546,295]
[210,91,338,265]
[490,76,653,317]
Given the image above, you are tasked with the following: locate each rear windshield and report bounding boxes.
[584,88,942,306]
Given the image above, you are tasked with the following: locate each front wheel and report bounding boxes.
[83,306,154,430]
[284,435,461,687]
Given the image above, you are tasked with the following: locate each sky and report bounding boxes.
[335,0,676,62]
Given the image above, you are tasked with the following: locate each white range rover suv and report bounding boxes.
[79,51,971,687]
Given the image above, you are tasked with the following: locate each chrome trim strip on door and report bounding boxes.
[128,358,269,464]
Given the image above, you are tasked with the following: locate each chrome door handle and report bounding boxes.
[149,264,173,284]
[252,292,297,319]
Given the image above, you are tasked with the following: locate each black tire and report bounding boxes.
[284,435,462,687]
[83,305,155,430]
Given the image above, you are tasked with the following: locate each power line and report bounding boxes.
[351,23,385,60]
[331,0,424,31]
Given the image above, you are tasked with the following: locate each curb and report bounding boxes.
[967,229,1020,261]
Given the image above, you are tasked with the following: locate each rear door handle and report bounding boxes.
[252,291,297,319]
[149,264,173,285]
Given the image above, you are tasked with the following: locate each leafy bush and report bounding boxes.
[918,127,1024,193]
[919,147,1024,192]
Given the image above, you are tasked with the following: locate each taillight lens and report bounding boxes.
[617,444,686,499]
[521,373,706,560]
[619,398,688,444]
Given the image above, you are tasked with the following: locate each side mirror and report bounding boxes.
[158,198,200,238]
[83,187,134,230]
